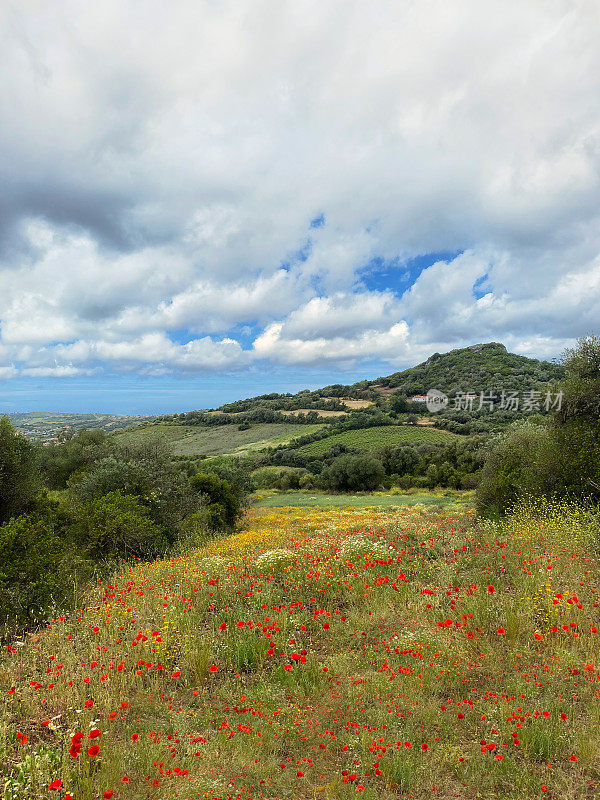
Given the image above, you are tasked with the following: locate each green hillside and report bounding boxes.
[114,421,325,456]
[298,424,456,455]
[164,342,563,420]
[372,341,564,395]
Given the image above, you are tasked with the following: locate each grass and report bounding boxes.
[114,422,325,456]
[2,501,600,799]
[298,424,457,455]
[252,490,472,509]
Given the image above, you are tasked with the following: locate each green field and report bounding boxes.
[252,490,470,508]
[114,422,325,456]
[298,424,456,455]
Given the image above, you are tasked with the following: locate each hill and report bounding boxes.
[114,342,563,463]
[7,342,562,465]
[370,342,564,396]
[164,342,563,420]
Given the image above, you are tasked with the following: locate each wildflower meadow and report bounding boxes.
[2,502,599,799]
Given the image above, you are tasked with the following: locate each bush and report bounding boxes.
[73,490,168,560]
[174,510,215,551]
[320,453,385,492]
[251,466,303,490]
[299,473,316,490]
[38,428,109,489]
[0,416,41,524]
[0,514,72,634]
[69,444,203,540]
[475,423,553,517]
[378,444,419,476]
[476,335,600,517]
[189,472,240,527]
[69,456,149,501]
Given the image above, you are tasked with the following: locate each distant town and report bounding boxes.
[5,412,155,443]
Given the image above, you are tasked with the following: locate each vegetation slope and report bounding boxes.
[2,503,599,800]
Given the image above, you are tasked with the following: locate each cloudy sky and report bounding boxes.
[1,0,599,413]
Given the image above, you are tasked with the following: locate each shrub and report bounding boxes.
[251,466,305,490]
[476,335,600,516]
[0,514,72,634]
[189,472,240,527]
[320,453,385,492]
[475,422,554,517]
[74,490,168,560]
[0,416,41,524]
[69,456,149,500]
[38,428,109,489]
[299,472,316,490]
[175,510,215,551]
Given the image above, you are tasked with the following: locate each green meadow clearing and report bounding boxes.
[252,490,472,509]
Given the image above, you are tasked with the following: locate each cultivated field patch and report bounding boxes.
[115,422,326,456]
[299,425,457,455]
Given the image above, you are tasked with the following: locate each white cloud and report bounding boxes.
[280,292,403,339]
[254,321,410,365]
[1,0,599,380]
[28,332,250,373]
[21,365,91,377]
[0,365,18,380]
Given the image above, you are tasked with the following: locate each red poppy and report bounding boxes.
[48,780,63,791]
[103,792,114,799]
[88,744,100,757]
